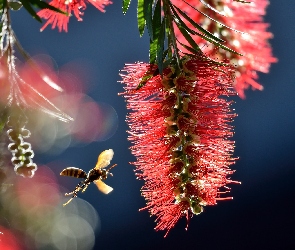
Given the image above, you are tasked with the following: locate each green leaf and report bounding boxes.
[177,24,201,52]
[144,0,153,40]
[18,0,67,23]
[136,74,153,90]
[20,0,42,22]
[157,20,165,74]
[162,48,169,60]
[136,66,159,90]
[30,0,67,15]
[208,38,243,56]
[171,3,241,56]
[149,0,161,64]
[122,0,131,14]
[184,0,242,34]
[137,0,145,36]
[172,3,224,43]
[178,41,201,55]
[171,8,199,36]
[152,0,161,39]
[149,38,157,64]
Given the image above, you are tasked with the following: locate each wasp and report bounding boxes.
[60,149,117,206]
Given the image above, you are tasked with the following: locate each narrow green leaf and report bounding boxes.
[136,66,159,90]
[171,3,241,56]
[20,0,42,22]
[30,0,66,15]
[137,0,145,36]
[149,38,157,64]
[144,0,153,40]
[122,0,131,14]
[171,9,199,36]
[152,0,161,39]
[175,18,241,56]
[157,20,165,74]
[171,3,219,50]
[177,25,201,52]
[178,40,201,55]
[183,0,242,34]
[172,3,224,43]
[179,42,236,67]
[149,0,161,63]
[162,48,169,60]
[209,38,243,56]
[177,21,241,55]
[136,75,153,90]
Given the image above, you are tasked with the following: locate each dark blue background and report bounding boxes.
[11,1,295,249]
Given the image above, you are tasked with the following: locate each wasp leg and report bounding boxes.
[63,181,85,206]
[63,189,79,206]
[63,197,74,207]
[82,183,90,193]
[65,180,85,196]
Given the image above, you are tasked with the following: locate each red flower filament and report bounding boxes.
[121,55,239,236]
[38,0,112,32]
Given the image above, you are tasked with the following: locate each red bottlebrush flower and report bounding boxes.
[120,55,239,236]
[38,0,112,32]
[172,0,277,98]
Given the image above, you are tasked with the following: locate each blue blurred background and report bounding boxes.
[10,1,295,249]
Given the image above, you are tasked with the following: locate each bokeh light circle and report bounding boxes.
[0,165,100,250]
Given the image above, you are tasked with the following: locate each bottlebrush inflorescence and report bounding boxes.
[121,54,240,236]
[6,113,37,178]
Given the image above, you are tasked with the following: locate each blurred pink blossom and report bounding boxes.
[172,0,277,98]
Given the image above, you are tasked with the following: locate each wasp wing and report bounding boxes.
[94,179,113,194]
[60,167,87,179]
[95,149,114,170]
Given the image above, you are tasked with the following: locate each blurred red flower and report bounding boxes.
[38,0,112,32]
[172,0,277,98]
[120,55,239,236]
[0,226,21,250]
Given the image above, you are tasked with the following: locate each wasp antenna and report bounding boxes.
[108,164,117,172]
